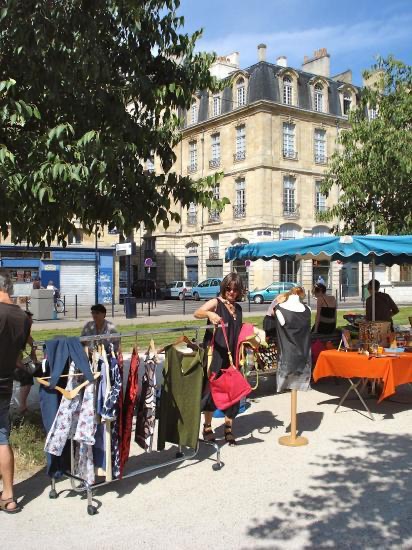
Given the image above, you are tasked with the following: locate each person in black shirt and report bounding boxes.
[0,269,30,513]
[366,279,399,328]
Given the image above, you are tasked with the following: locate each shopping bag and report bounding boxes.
[208,321,252,410]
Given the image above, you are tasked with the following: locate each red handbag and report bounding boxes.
[208,321,252,410]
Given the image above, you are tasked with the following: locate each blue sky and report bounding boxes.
[177,0,412,84]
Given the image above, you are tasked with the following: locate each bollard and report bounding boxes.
[63,295,66,316]
[26,296,29,312]
[307,291,311,307]
[183,291,186,315]
[112,299,114,318]
[148,296,151,317]
[75,294,78,319]
[248,291,251,313]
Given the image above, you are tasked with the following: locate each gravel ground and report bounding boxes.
[4,374,412,549]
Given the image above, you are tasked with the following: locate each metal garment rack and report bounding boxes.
[35,324,224,516]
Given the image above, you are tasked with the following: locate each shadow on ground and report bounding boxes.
[246,431,412,548]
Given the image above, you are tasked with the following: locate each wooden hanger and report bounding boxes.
[36,372,100,400]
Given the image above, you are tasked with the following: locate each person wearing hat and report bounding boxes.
[81,304,118,347]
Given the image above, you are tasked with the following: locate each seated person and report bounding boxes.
[365,280,399,329]
[312,283,337,334]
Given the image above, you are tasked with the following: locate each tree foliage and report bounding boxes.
[0,0,225,245]
[319,56,412,235]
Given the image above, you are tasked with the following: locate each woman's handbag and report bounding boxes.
[208,321,252,410]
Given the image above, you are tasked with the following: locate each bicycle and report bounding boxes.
[26,297,65,313]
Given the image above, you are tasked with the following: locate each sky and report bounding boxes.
[177,0,412,84]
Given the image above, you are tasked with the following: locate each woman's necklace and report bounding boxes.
[220,298,237,320]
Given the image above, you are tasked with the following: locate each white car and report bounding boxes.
[162,281,194,300]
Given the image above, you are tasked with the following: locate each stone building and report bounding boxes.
[144,46,366,296]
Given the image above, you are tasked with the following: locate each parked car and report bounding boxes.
[162,280,194,300]
[192,278,223,300]
[248,282,297,304]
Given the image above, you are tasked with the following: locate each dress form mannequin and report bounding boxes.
[275,294,310,447]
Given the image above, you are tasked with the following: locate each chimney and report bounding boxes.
[257,43,267,62]
[302,48,330,77]
[276,55,287,68]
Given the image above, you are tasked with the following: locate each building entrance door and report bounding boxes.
[341,263,359,298]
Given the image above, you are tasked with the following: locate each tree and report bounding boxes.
[319,57,412,235]
[0,0,224,245]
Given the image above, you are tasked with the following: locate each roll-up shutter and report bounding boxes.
[60,261,95,305]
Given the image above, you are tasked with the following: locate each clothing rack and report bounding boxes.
[37,324,225,516]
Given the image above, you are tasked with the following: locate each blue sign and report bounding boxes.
[144,257,153,267]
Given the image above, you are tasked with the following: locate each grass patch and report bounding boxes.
[10,411,46,476]
[31,306,412,353]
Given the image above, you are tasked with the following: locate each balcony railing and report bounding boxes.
[233,204,246,219]
[283,204,300,219]
[208,210,221,223]
[209,158,221,169]
[187,213,197,226]
[209,246,220,260]
[233,150,246,162]
[283,149,298,160]
[187,163,197,174]
[314,154,328,165]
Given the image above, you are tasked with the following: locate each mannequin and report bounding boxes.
[273,287,311,447]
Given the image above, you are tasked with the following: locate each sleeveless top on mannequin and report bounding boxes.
[274,303,311,392]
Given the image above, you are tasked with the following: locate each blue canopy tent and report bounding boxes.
[225,235,412,321]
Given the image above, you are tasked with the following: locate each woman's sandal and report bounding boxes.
[224,424,237,446]
[202,423,216,442]
[0,496,21,514]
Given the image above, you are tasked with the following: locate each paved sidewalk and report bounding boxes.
[4,378,412,549]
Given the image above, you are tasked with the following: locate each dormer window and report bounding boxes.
[190,101,198,124]
[343,93,351,115]
[283,76,293,105]
[314,83,323,112]
[236,78,246,107]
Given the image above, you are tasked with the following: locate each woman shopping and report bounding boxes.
[194,273,244,446]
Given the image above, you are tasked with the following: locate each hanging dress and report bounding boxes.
[120,348,139,476]
[274,304,312,392]
[135,352,157,451]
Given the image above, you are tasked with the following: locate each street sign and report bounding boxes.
[144,258,153,268]
[244,260,251,268]
[115,242,133,256]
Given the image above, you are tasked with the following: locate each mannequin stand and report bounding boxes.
[278,389,308,447]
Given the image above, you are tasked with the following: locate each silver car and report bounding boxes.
[162,280,194,300]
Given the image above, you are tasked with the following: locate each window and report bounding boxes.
[314,129,327,164]
[368,107,378,120]
[400,265,412,282]
[343,93,351,115]
[315,181,327,212]
[283,176,296,214]
[283,122,296,159]
[257,230,272,237]
[314,83,323,112]
[234,178,246,218]
[236,78,246,107]
[312,225,330,237]
[68,229,83,244]
[209,235,219,259]
[283,76,293,105]
[209,184,220,222]
[212,94,221,117]
[234,125,246,161]
[190,101,198,124]
[187,202,197,225]
[210,133,220,168]
[146,154,155,173]
[188,141,197,172]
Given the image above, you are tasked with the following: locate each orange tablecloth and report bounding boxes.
[313,350,412,403]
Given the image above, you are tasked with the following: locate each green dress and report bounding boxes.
[157,345,204,451]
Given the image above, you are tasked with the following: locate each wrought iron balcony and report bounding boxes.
[187,163,197,174]
[209,246,220,260]
[233,150,246,162]
[314,154,328,165]
[283,149,298,160]
[209,158,221,169]
[283,204,300,219]
[208,210,221,223]
[187,213,197,226]
[233,204,246,219]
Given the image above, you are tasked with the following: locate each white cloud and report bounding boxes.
[196,14,412,68]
